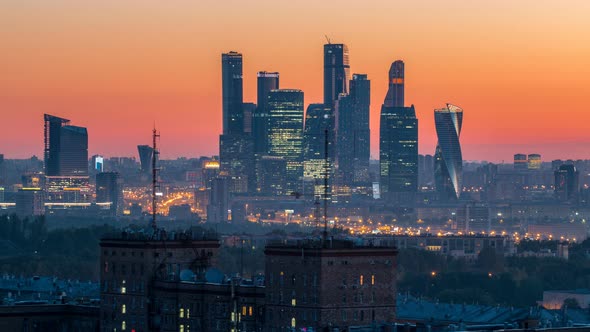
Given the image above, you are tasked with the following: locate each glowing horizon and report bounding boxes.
[1,1,590,162]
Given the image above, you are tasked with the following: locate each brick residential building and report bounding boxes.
[264,239,398,331]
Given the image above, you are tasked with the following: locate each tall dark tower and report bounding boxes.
[221,51,244,135]
[58,125,88,176]
[137,145,154,174]
[44,114,70,176]
[350,74,371,184]
[323,43,350,108]
[253,71,279,154]
[303,104,334,199]
[220,51,255,193]
[379,61,418,204]
[383,60,404,108]
[267,89,304,194]
[434,104,463,201]
[335,74,371,187]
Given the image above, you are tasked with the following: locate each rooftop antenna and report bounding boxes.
[151,125,160,233]
[322,128,329,244]
[325,35,331,44]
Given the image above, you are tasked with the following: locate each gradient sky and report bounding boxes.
[1,1,590,162]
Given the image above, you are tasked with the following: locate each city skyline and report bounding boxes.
[2,1,590,161]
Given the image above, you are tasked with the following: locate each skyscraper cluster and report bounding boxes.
[217,43,374,210]
[216,43,465,214]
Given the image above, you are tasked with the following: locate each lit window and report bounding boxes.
[242,306,247,316]
[291,317,296,328]
[371,275,375,285]
[121,280,126,294]
[360,275,364,285]
[187,309,190,318]
[122,321,126,331]
[179,308,184,318]
[179,324,184,332]
[249,306,253,316]
[121,304,126,314]
[291,298,296,306]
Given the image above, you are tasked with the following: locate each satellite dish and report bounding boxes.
[205,268,224,284]
[179,269,195,282]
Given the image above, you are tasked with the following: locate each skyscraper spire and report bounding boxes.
[383,60,404,108]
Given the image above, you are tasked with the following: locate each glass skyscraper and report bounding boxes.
[44,114,70,176]
[267,89,304,194]
[219,51,254,192]
[379,61,418,203]
[434,104,464,201]
[254,71,279,155]
[43,114,88,177]
[221,51,244,135]
[383,60,404,108]
[303,103,333,199]
[43,114,90,203]
[335,74,371,187]
[323,43,350,108]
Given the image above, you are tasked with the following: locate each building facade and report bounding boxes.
[264,240,398,331]
[379,61,418,204]
[99,231,220,332]
[324,43,350,108]
[267,89,304,195]
[254,71,280,156]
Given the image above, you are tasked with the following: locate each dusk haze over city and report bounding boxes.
[2,2,590,332]
[2,1,590,161]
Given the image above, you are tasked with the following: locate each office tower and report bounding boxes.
[219,51,255,193]
[303,104,334,198]
[555,164,579,202]
[222,51,244,135]
[418,154,435,187]
[267,89,304,194]
[434,104,464,201]
[335,74,371,187]
[379,105,418,202]
[264,240,398,330]
[253,72,280,155]
[242,102,256,134]
[349,74,371,184]
[514,154,528,171]
[43,114,90,203]
[137,145,154,174]
[0,154,4,185]
[91,155,104,173]
[58,125,88,176]
[383,60,404,108]
[379,61,418,203]
[527,154,541,170]
[219,135,254,193]
[256,156,287,196]
[201,160,220,189]
[44,114,70,176]
[207,177,229,223]
[44,113,88,176]
[15,188,44,218]
[100,233,220,332]
[96,172,121,213]
[324,43,350,108]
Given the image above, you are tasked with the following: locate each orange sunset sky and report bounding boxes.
[1,1,590,162]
